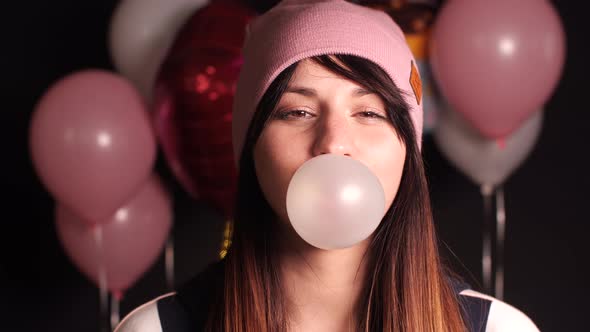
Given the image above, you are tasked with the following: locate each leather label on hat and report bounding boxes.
[409,61,422,105]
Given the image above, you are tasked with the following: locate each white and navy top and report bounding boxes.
[114,260,539,332]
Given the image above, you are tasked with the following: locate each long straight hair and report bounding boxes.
[205,54,467,331]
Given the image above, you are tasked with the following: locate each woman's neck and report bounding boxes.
[277,223,371,331]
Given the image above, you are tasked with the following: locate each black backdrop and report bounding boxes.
[4,1,588,331]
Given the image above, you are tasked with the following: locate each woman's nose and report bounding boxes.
[311,112,354,157]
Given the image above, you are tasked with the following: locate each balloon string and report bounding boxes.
[495,186,506,301]
[165,228,175,291]
[93,225,109,332]
[110,292,120,330]
[480,184,494,295]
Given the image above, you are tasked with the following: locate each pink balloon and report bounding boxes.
[55,174,172,294]
[429,0,565,139]
[30,70,157,224]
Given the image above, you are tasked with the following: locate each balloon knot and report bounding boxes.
[113,290,124,301]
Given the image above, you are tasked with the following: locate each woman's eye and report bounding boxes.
[275,109,314,120]
[357,110,387,120]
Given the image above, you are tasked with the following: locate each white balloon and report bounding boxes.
[286,154,386,250]
[416,59,442,134]
[109,0,209,101]
[433,106,543,187]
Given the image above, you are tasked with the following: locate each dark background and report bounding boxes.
[4,0,588,331]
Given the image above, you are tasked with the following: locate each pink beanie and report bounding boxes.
[232,0,423,163]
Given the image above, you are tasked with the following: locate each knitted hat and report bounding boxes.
[232,0,423,163]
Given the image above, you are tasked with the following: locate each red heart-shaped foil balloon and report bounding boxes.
[153,0,256,218]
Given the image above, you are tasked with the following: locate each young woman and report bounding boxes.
[115,1,539,331]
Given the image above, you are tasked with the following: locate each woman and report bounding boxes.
[115,1,539,331]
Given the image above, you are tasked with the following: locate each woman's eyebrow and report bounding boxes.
[285,86,375,97]
[285,86,316,96]
[352,87,375,97]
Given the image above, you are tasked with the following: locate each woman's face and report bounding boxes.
[254,59,406,226]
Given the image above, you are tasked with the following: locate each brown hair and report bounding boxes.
[205,54,467,331]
